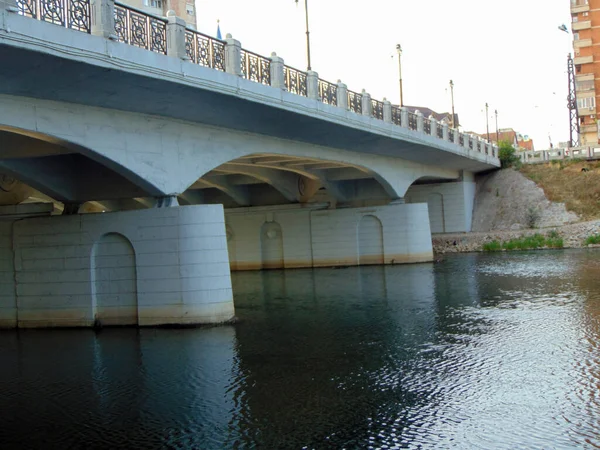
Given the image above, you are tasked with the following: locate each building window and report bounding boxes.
[574,32,580,40]
[143,0,162,8]
[577,97,596,109]
[573,15,578,23]
[576,80,594,91]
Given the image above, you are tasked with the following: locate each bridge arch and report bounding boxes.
[0,127,167,207]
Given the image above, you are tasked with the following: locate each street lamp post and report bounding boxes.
[295,0,312,71]
[396,44,403,107]
[485,103,490,141]
[495,109,499,143]
[449,80,455,128]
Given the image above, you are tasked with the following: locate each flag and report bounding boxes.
[216,20,222,40]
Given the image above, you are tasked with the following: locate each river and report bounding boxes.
[1,250,600,449]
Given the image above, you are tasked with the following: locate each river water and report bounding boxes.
[1,250,600,449]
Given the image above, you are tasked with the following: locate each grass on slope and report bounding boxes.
[520,160,600,220]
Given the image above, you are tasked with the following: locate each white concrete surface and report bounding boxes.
[225,202,433,270]
[405,179,476,233]
[6,205,234,328]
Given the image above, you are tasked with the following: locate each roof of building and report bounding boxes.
[403,105,460,127]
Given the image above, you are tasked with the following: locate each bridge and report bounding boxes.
[0,0,500,328]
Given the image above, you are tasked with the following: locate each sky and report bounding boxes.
[194,0,573,149]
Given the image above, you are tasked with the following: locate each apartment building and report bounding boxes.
[127,0,197,28]
[572,0,599,144]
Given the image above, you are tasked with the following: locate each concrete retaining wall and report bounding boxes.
[405,181,476,233]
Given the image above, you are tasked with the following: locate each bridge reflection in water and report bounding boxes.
[2,251,600,448]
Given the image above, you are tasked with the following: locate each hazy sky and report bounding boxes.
[194,0,572,148]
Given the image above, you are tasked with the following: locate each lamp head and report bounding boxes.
[558,24,568,33]
[396,44,402,54]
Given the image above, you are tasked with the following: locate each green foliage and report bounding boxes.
[498,140,520,169]
[481,233,563,252]
[525,206,540,229]
[585,234,600,245]
[548,230,560,239]
[482,240,502,252]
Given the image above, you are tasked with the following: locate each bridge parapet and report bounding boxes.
[6,0,500,159]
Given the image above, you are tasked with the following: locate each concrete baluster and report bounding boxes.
[401,107,409,129]
[336,80,348,110]
[225,33,242,76]
[361,90,372,116]
[430,116,438,138]
[383,98,392,123]
[415,110,424,133]
[166,12,188,60]
[441,119,449,141]
[91,0,116,39]
[307,70,319,100]
[270,52,285,89]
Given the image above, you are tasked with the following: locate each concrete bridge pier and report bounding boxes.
[225,201,433,271]
[0,204,234,328]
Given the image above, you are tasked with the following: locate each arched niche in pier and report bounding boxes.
[90,233,138,326]
[357,215,384,266]
[260,222,284,270]
[427,193,446,233]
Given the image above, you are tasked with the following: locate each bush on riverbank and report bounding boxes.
[482,233,564,252]
[585,234,600,245]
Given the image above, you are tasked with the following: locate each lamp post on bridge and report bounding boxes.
[396,44,404,107]
[495,109,499,143]
[295,0,312,71]
[485,103,490,141]
[449,80,455,128]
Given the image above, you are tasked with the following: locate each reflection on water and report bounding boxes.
[1,250,600,448]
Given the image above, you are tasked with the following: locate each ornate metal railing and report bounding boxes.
[241,50,271,86]
[12,0,497,158]
[408,113,417,130]
[391,106,402,126]
[371,100,384,120]
[423,118,431,135]
[185,30,225,71]
[17,0,90,32]
[114,3,167,54]
[348,91,362,114]
[318,79,337,106]
[284,66,307,97]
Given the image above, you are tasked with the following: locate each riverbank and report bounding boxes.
[433,219,600,254]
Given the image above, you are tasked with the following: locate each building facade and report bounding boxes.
[124,0,197,28]
[572,0,599,145]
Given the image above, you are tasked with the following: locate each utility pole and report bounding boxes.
[295,0,312,71]
[485,103,490,141]
[449,80,455,128]
[396,44,403,107]
[566,53,580,147]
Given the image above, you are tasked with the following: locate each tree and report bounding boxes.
[498,140,520,169]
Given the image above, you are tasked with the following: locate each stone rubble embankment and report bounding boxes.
[433,219,600,254]
[434,169,600,254]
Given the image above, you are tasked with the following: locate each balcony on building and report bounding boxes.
[574,38,593,48]
[574,55,593,65]
[571,0,590,13]
[573,20,592,31]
